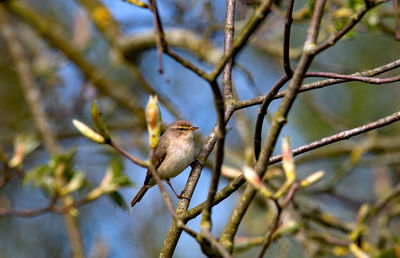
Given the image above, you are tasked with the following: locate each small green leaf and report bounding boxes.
[23,164,55,195]
[91,101,110,141]
[23,149,85,196]
[60,172,85,196]
[111,175,132,187]
[108,191,129,210]
[109,155,123,178]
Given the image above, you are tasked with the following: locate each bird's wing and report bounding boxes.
[143,135,168,185]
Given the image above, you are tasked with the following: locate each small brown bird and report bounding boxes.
[131,120,198,207]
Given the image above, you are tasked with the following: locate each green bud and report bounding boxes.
[146,95,162,149]
[91,101,110,140]
[349,243,369,258]
[73,119,105,143]
[300,170,324,188]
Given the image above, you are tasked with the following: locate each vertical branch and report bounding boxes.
[149,0,167,74]
[0,9,85,258]
[254,76,290,159]
[200,0,235,235]
[254,0,295,159]
[283,0,295,76]
[200,80,226,231]
[222,0,236,100]
[393,0,400,40]
[220,0,328,252]
[63,214,86,258]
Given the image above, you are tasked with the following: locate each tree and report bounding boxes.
[0,0,400,257]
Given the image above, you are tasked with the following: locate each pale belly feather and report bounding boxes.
[157,140,195,179]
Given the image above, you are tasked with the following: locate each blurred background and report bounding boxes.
[0,0,400,257]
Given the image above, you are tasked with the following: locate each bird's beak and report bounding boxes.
[189,126,199,131]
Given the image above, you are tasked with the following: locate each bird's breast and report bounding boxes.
[157,140,195,179]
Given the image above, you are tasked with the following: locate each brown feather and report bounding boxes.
[130,185,149,207]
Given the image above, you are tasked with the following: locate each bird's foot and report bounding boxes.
[190,159,202,168]
[178,191,189,201]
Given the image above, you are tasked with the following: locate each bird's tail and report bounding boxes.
[131,185,149,207]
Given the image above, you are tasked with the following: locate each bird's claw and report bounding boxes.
[178,191,189,201]
[190,159,202,168]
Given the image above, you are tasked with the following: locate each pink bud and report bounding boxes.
[243,166,262,189]
[282,138,295,182]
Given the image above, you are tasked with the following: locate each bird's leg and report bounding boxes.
[190,159,201,168]
[166,179,184,199]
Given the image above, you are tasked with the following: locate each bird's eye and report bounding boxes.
[179,128,184,131]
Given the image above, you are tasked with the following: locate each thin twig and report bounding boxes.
[268,110,400,164]
[258,183,299,257]
[108,140,148,168]
[306,72,400,84]
[149,0,166,74]
[108,140,179,218]
[283,0,295,76]
[258,200,282,258]
[201,229,232,258]
[236,58,400,109]
[254,75,289,159]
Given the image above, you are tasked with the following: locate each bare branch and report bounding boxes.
[237,58,400,109]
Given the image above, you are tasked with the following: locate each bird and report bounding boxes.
[131,120,198,207]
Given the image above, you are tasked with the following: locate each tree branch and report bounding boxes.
[236,58,400,109]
